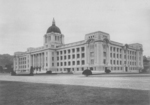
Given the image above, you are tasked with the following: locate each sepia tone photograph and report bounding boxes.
[0,0,150,105]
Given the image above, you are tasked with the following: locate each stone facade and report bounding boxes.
[14,20,143,74]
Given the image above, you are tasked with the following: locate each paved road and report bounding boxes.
[0,73,150,90]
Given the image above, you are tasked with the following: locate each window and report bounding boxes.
[68,55,70,59]
[57,63,59,66]
[52,63,54,66]
[64,62,66,66]
[91,59,94,64]
[82,53,85,58]
[110,47,112,51]
[110,53,112,57]
[77,54,80,58]
[113,47,115,52]
[52,52,54,55]
[114,60,115,65]
[72,61,75,65]
[77,48,80,52]
[72,49,75,53]
[124,55,126,59]
[117,48,118,52]
[60,51,62,54]
[103,59,106,64]
[57,57,59,60]
[64,56,66,60]
[61,62,63,66]
[72,54,75,59]
[110,60,112,64]
[82,60,85,65]
[68,62,71,66]
[81,47,84,51]
[103,52,106,57]
[77,61,80,65]
[117,60,119,65]
[68,49,70,53]
[64,50,66,54]
[61,56,63,60]
[52,57,54,61]
[113,53,115,58]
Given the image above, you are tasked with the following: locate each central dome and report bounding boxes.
[47,18,61,34]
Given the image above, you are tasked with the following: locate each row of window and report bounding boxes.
[57,60,85,66]
[110,47,137,55]
[110,53,137,60]
[57,53,85,60]
[57,47,85,55]
[110,60,137,65]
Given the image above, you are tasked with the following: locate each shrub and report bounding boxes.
[82,69,92,76]
[11,71,16,76]
[46,71,52,74]
[105,69,111,74]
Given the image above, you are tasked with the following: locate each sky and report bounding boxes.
[0,0,150,56]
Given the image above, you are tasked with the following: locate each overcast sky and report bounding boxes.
[0,0,150,56]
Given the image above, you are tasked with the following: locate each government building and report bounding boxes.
[13,19,143,74]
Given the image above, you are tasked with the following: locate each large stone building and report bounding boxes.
[14,19,143,74]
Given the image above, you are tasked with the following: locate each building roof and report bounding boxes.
[47,18,61,34]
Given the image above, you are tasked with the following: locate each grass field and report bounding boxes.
[0,81,149,105]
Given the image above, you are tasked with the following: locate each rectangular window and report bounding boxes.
[64,56,66,60]
[82,60,85,65]
[68,62,70,65]
[68,49,70,53]
[68,55,70,59]
[113,53,115,58]
[82,53,85,58]
[64,50,66,54]
[113,47,115,52]
[103,52,106,57]
[114,60,115,65]
[77,61,80,65]
[77,54,80,58]
[60,51,62,55]
[81,47,85,52]
[52,63,54,66]
[52,57,54,61]
[72,54,75,59]
[72,49,75,53]
[72,61,75,65]
[77,48,80,52]
[103,59,106,64]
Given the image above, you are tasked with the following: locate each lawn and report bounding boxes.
[0,81,149,105]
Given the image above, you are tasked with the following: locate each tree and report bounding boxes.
[0,66,3,73]
[143,56,150,73]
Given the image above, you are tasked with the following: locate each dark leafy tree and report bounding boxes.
[30,66,34,76]
[0,66,3,73]
[82,69,92,76]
